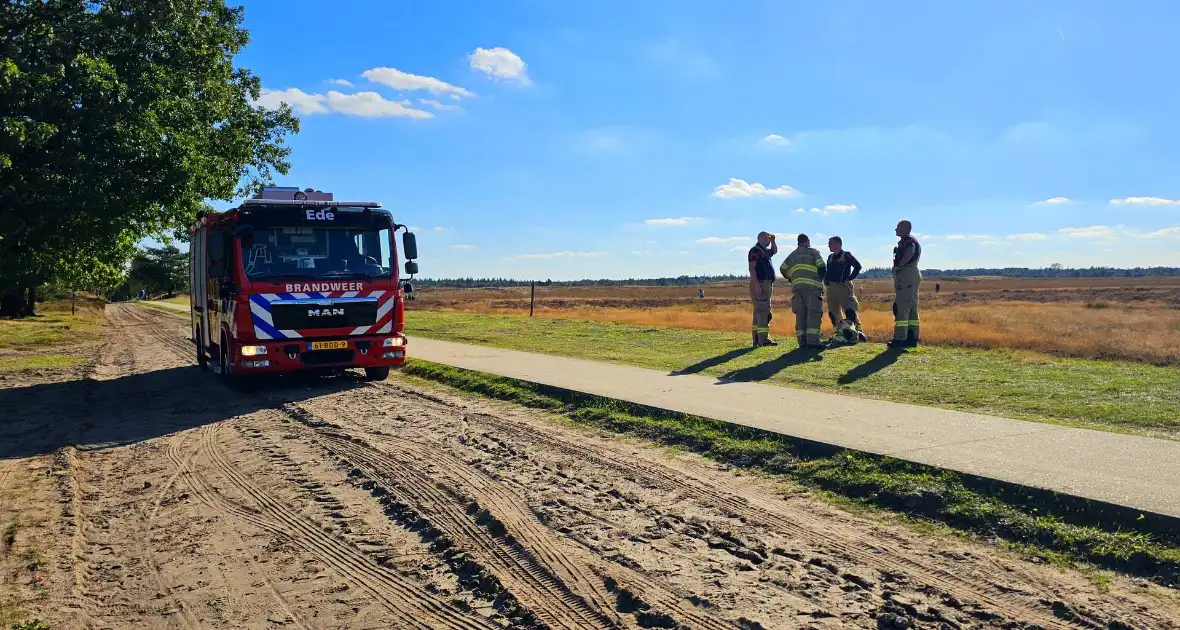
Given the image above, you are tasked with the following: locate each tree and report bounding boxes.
[128,244,187,297]
[0,0,299,316]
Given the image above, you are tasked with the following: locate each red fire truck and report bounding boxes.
[189,186,419,386]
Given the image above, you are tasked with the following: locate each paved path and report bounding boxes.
[409,337,1180,520]
[145,301,1180,520]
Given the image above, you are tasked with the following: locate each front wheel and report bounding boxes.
[196,327,208,368]
[220,334,248,391]
[363,366,390,381]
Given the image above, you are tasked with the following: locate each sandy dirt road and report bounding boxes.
[1,303,1178,629]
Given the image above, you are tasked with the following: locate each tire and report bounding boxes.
[196,327,208,368]
[363,366,390,381]
[220,334,246,391]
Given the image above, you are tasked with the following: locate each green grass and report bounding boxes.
[0,299,105,351]
[0,355,84,373]
[406,311,1180,438]
[1,522,17,551]
[398,359,1180,586]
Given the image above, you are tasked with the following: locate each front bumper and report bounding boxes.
[233,334,407,374]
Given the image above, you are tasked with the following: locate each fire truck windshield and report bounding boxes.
[240,226,393,281]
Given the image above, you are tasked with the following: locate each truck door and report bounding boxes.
[207,228,228,358]
[192,228,211,354]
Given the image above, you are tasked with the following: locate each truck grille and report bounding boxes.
[270,300,378,330]
[301,349,355,366]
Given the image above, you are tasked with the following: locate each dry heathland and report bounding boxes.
[411,276,1180,365]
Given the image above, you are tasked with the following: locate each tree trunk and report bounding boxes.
[24,286,37,316]
[0,289,26,318]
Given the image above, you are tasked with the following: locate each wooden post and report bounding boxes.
[529,281,535,318]
[72,288,76,316]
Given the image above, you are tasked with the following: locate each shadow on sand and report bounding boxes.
[0,365,364,460]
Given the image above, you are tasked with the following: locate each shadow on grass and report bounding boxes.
[670,346,756,376]
[716,347,823,382]
[837,347,905,385]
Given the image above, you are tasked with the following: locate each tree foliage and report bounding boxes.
[126,244,188,297]
[0,0,298,315]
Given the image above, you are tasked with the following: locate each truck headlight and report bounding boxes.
[383,337,405,347]
[240,345,268,356]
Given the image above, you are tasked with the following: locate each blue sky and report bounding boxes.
[194,0,1180,280]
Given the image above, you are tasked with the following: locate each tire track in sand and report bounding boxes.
[130,305,498,629]
[302,420,737,630]
[187,422,500,630]
[292,423,625,630]
[448,399,1086,630]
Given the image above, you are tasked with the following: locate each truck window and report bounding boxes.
[242,226,394,280]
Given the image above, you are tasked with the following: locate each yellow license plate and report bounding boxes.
[309,340,348,351]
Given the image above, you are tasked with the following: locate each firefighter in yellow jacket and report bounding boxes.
[890,219,923,348]
[780,234,828,349]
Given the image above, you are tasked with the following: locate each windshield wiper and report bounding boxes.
[320,271,374,279]
[259,273,318,280]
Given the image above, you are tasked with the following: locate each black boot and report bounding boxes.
[906,328,920,347]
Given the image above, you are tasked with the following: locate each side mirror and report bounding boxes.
[404,261,419,276]
[402,231,418,261]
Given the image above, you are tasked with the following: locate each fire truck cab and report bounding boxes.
[189,186,419,385]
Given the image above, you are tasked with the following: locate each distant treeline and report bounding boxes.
[859,266,1180,279]
[416,266,1180,288]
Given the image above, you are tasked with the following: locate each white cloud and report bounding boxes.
[712,178,800,199]
[254,88,432,119]
[254,88,330,115]
[328,79,354,87]
[807,204,857,215]
[1060,225,1116,239]
[1109,196,1180,206]
[968,234,990,240]
[980,241,1001,246]
[1007,233,1049,241]
[644,217,704,227]
[761,134,791,147]
[361,67,475,98]
[468,47,531,85]
[793,208,806,214]
[945,234,967,240]
[432,226,452,232]
[418,98,461,112]
[729,245,748,252]
[1032,197,1073,206]
[695,236,748,244]
[512,251,608,260]
[451,244,477,250]
[1145,227,1180,238]
[324,91,432,118]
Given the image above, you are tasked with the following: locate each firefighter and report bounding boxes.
[823,236,867,342]
[780,234,827,349]
[747,231,778,347]
[890,219,923,348]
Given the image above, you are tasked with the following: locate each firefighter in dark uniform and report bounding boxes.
[823,236,866,340]
[747,232,778,347]
[890,220,923,347]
